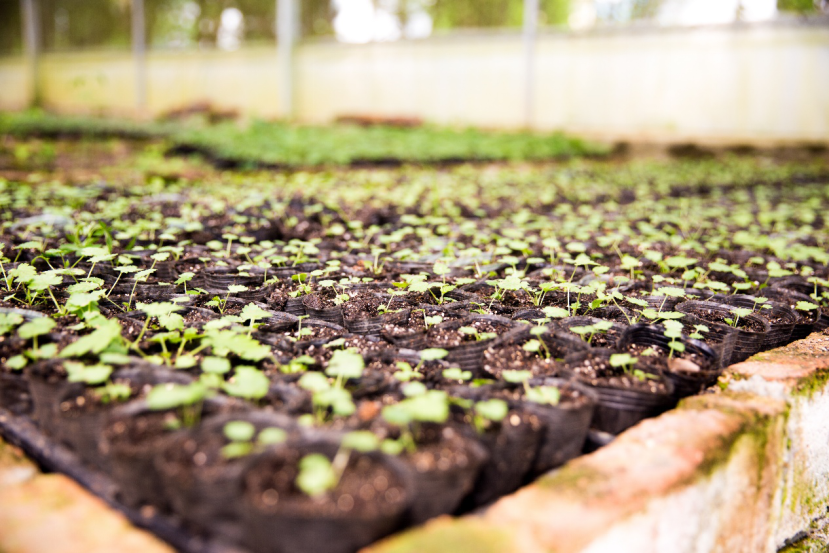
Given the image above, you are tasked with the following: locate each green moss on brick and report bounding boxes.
[792,368,829,399]
[370,519,515,553]
[534,464,607,496]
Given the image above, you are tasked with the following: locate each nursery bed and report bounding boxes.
[1,138,829,553]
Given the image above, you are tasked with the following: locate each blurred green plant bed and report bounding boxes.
[0,111,609,168]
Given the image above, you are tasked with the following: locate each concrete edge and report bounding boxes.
[0,439,173,553]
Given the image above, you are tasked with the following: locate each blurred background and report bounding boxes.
[0,0,827,144]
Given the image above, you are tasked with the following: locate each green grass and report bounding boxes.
[0,110,609,168]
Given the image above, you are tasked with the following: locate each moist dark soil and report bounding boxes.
[485,383,593,409]
[482,343,564,378]
[291,325,343,343]
[426,320,512,348]
[622,343,714,374]
[690,308,767,333]
[342,292,384,321]
[568,356,668,393]
[246,450,406,518]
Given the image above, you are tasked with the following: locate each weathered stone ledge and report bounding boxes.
[0,439,172,553]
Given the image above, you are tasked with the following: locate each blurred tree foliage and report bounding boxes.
[0,0,23,54]
[777,0,819,12]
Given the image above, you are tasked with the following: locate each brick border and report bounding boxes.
[0,439,173,553]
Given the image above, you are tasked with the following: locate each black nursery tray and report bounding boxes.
[0,406,247,553]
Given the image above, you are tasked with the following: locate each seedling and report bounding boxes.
[221,421,287,459]
[146,382,209,428]
[459,326,497,342]
[471,398,509,433]
[207,284,249,315]
[724,307,753,328]
[295,430,380,498]
[662,320,685,358]
[175,272,195,294]
[569,320,614,345]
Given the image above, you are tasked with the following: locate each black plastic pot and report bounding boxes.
[102,396,248,509]
[763,288,821,341]
[480,326,583,380]
[240,438,412,553]
[451,386,541,510]
[564,349,676,435]
[708,294,797,349]
[771,276,821,298]
[521,377,597,475]
[202,267,266,290]
[283,296,307,316]
[617,323,721,398]
[257,310,300,333]
[24,358,74,437]
[426,314,517,373]
[816,312,829,332]
[53,364,193,471]
[395,424,487,525]
[676,301,770,365]
[302,293,345,326]
[292,319,346,348]
[155,411,296,541]
[344,307,411,336]
[0,371,31,416]
[559,316,626,349]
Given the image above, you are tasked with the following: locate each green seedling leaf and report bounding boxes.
[341,431,380,452]
[147,382,207,410]
[240,303,273,323]
[542,306,569,319]
[258,427,288,445]
[0,313,24,335]
[325,349,365,379]
[202,356,231,374]
[65,362,113,385]
[474,399,509,422]
[442,367,471,381]
[298,371,330,392]
[609,353,637,368]
[296,454,337,497]
[419,348,448,361]
[223,367,270,400]
[227,285,249,294]
[18,317,56,339]
[502,370,532,383]
[522,339,542,353]
[526,386,560,406]
[137,302,181,318]
[796,301,819,311]
[224,421,256,442]
[398,390,449,423]
[7,355,28,371]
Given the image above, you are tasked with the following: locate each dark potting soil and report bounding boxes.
[691,308,767,333]
[246,450,406,518]
[427,320,512,348]
[622,343,714,374]
[568,356,668,394]
[482,343,564,378]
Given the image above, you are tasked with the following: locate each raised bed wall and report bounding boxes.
[0,21,828,143]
